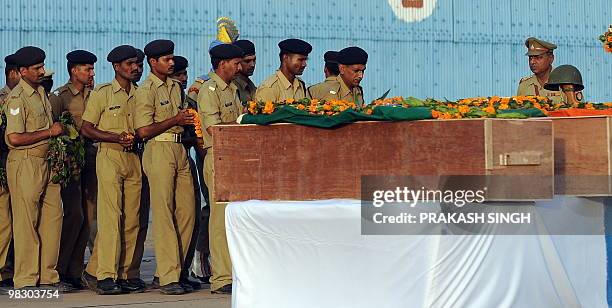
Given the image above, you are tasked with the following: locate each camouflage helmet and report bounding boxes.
[544,65,584,91]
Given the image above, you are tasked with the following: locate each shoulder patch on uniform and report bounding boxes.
[9,107,19,115]
[188,86,200,94]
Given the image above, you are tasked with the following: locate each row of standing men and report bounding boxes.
[0,37,370,295]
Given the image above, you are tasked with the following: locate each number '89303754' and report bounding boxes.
[8,288,60,300]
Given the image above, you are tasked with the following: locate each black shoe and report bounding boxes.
[148,276,160,290]
[180,277,201,291]
[159,282,185,295]
[96,278,122,295]
[127,278,146,290]
[191,273,211,284]
[67,277,84,290]
[0,278,13,287]
[117,279,144,293]
[211,284,232,294]
[82,271,97,291]
[44,281,76,293]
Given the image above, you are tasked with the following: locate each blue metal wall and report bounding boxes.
[0,0,610,102]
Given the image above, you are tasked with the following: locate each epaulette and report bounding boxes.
[259,75,279,88]
[94,82,112,91]
[519,75,532,83]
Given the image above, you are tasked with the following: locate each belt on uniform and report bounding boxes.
[99,142,128,152]
[11,145,49,158]
[153,132,182,143]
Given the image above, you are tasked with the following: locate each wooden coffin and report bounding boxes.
[212,119,554,202]
[551,116,612,196]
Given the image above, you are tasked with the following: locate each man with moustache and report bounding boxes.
[517,37,564,104]
[80,45,142,295]
[308,46,367,107]
[134,39,195,295]
[4,46,72,292]
[49,50,97,290]
[124,46,150,291]
[197,43,244,294]
[255,38,311,102]
[168,55,203,291]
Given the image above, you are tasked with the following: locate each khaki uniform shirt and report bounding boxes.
[255,70,308,102]
[4,79,54,150]
[516,75,565,104]
[232,74,257,104]
[0,86,11,107]
[197,72,241,149]
[49,82,91,129]
[82,79,136,135]
[134,73,183,134]
[307,75,364,107]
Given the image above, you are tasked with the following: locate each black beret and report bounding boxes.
[4,54,17,67]
[107,45,138,63]
[209,43,244,60]
[66,50,97,64]
[234,40,255,56]
[173,56,188,72]
[135,48,145,63]
[278,38,312,56]
[144,39,174,57]
[324,51,339,64]
[13,46,46,68]
[337,46,368,65]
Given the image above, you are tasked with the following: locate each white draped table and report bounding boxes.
[225,198,606,308]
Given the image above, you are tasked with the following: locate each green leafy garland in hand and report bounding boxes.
[47,111,85,187]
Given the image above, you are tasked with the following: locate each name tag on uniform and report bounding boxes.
[224,102,233,107]
[9,108,19,115]
[160,100,170,106]
[109,105,121,110]
[329,90,337,95]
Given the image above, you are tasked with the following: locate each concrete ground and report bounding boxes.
[0,213,231,308]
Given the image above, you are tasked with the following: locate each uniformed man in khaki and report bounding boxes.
[168,55,202,291]
[517,37,565,104]
[126,47,149,290]
[308,46,367,107]
[232,40,257,104]
[0,53,20,290]
[5,46,73,292]
[198,43,244,294]
[134,39,195,295]
[49,49,97,290]
[81,45,143,295]
[255,38,312,102]
[307,50,339,99]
